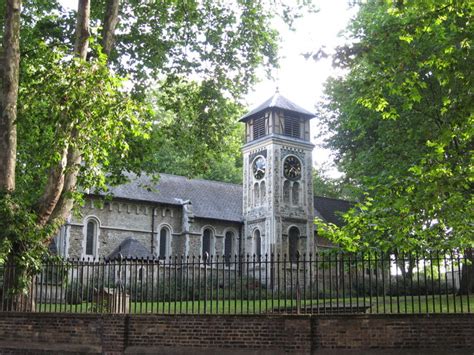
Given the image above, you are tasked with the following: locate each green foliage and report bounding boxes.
[16,43,149,204]
[312,167,358,200]
[119,79,244,184]
[0,0,315,295]
[316,0,473,252]
[0,193,52,292]
[90,0,278,98]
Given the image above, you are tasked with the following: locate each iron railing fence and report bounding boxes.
[0,251,471,314]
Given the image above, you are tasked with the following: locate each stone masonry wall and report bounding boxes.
[0,313,472,354]
[66,196,242,259]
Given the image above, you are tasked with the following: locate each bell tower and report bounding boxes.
[240,93,316,259]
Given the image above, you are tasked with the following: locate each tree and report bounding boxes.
[315,0,473,290]
[122,79,245,184]
[0,0,313,303]
[312,166,358,200]
[0,0,20,194]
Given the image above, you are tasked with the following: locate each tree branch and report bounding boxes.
[43,0,90,228]
[74,0,90,60]
[35,145,68,226]
[102,0,120,57]
[49,144,81,225]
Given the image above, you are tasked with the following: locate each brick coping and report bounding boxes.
[0,312,472,319]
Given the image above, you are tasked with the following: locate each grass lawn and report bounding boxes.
[36,294,473,314]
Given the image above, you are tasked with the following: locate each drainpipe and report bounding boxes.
[238,222,243,256]
[151,206,157,256]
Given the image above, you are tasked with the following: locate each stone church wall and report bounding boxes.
[65,196,242,259]
[187,219,242,257]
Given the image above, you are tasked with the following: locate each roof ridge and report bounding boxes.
[314,194,353,203]
[270,93,279,106]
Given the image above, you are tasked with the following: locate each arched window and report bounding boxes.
[292,182,300,205]
[254,182,259,206]
[254,229,261,258]
[202,228,213,258]
[283,180,290,204]
[260,181,266,204]
[288,227,300,263]
[159,227,170,259]
[224,231,234,266]
[84,218,98,257]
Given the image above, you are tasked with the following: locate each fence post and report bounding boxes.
[296,251,301,314]
[203,252,208,315]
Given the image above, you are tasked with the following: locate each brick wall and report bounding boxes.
[312,314,474,350]
[0,313,472,354]
[127,315,311,353]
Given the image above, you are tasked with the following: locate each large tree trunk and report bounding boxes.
[102,0,120,56]
[36,0,90,228]
[0,0,31,313]
[459,248,474,295]
[0,0,21,192]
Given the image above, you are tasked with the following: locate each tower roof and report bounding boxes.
[240,93,315,122]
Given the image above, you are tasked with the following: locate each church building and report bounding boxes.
[54,93,351,260]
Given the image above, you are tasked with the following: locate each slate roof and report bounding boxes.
[313,196,353,226]
[240,93,315,122]
[96,173,351,225]
[106,237,154,260]
[103,173,243,222]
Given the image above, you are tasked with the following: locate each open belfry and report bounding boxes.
[240,92,317,260]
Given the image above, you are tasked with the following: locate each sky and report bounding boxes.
[60,0,357,176]
[243,1,357,175]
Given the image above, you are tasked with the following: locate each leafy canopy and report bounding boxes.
[0,0,315,284]
[316,0,473,252]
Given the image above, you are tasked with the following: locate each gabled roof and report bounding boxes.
[314,196,353,226]
[106,237,154,260]
[94,173,351,226]
[102,173,243,222]
[240,93,315,122]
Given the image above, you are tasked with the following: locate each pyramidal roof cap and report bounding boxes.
[240,93,315,122]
